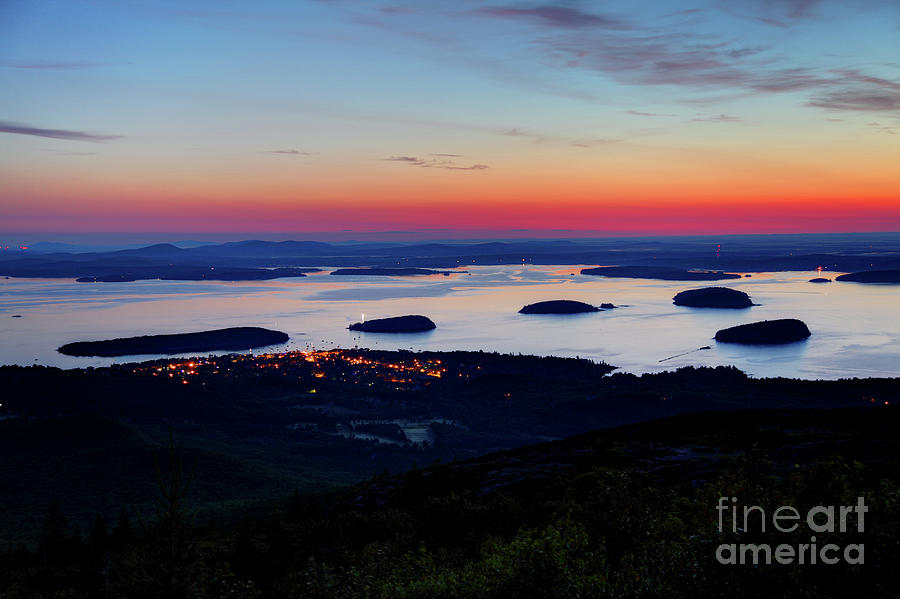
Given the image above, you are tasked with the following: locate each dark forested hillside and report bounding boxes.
[1,350,899,597]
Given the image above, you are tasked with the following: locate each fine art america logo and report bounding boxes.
[715,496,867,565]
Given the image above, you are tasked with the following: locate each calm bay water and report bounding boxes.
[1,266,898,380]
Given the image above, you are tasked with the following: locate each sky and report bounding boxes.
[1,0,898,238]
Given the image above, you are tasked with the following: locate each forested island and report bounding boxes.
[348,315,437,332]
[330,268,459,276]
[673,287,753,308]
[519,300,601,314]
[836,269,900,283]
[73,266,316,283]
[581,266,742,281]
[57,327,289,357]
[714,319,811,344]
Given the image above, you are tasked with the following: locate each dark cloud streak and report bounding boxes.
[262,149,312,155]
[690,113,742,122]
[0,121,121,142]
[477,5,628,30]
[384,155,488,170]
[4,61,125,70]
[809,90,900,112]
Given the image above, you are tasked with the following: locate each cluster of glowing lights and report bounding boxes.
[130,350,450,387]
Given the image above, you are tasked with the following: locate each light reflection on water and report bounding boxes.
[1,266,898,380]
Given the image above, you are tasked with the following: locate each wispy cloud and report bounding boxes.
[866,121,897,134]
[626,109,678,117]
[459,4,900,115]
[499,127,530,137]
[807,70,900,112]
[725,47,767,59]
[781,0,822,19]
[690,113,742,122]
[384,155,488,170]
[549,32,832,93]
[384,155,426,165]
[322,1,898,118]
[3,61,125,70]
[570,137,620,147]
[444,163,489,170]
[718,0,825,28]
[261,149,312,155]
[476,5,628,30]
[0,121,122,142]
[836,69,900,91]
[44,150,99,156]
[809,89,900,112]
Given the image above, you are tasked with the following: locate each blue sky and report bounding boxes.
[1,0,898,235]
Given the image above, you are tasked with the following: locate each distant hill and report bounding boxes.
[5,233,900,279]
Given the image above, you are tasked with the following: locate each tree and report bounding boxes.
[115,428,201,599]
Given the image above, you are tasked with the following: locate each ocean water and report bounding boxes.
[1,266,898,380]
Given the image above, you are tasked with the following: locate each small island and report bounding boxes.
[673,287,753,308]
[835,270,900,283]
[714,319,811,345]
[581,266,741,281]
[76,274,139,283]
[519,300,601,314]
[809,277,831,283]
[348,315,436,333]
[331,268,458,277]
[58,327,289,357]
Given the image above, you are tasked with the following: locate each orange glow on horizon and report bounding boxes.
[2,141,897,235]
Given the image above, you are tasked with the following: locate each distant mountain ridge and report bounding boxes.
[3,233,900,280]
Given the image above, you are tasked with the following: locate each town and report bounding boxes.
[127,349,470,391]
